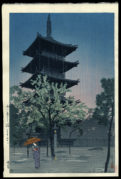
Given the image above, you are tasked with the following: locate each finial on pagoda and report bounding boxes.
[47,14,52,38]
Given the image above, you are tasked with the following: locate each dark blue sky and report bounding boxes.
[10,13,114,108]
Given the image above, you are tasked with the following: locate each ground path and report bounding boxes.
[10,146,115,173]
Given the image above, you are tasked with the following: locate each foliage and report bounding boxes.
[10,75,88,133]
[10,86,34,146]
[28,74,88,128]
[93,78,114,126]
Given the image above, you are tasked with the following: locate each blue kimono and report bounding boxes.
[32,145,40,168]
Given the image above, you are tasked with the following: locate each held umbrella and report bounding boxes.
[24,137,41,146]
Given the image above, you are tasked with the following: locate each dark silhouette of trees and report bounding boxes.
[93,78,114,172]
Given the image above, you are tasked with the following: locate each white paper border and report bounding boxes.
[2,3,119,177]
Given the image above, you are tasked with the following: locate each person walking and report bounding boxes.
[32,143,40,169]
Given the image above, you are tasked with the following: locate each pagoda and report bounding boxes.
[21,14,79,89]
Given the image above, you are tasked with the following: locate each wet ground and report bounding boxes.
[9,146,115,173]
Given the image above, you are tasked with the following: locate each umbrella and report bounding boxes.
[24,137,41,146]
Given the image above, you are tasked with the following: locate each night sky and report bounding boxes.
[10,13,114,108]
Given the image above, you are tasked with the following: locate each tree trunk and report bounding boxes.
[68,130,75,155]
[48,110,55,159]
[27,145,29,158]
[50,135,55,159]
[49,129,55,159]
[26,124,32,158]
[104,106,114,172]
[46,139,49,157]
[14,144,16,160]
[69,142,71,155]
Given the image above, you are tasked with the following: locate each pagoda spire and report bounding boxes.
[47,14,52,38]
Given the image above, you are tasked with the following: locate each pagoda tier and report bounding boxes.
[21,54,79,74]
[20,73,79,89]
[23,33,77,58]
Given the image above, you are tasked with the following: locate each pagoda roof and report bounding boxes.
[21,54,79,73]
[23,33,78,57]
[20,73,79,89]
